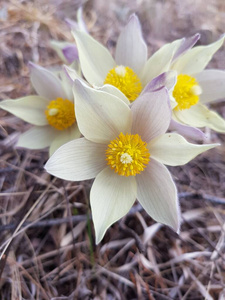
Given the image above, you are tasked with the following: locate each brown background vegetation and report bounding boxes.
[0,0,225,299]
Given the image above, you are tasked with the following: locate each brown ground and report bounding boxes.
[0,0,225,299]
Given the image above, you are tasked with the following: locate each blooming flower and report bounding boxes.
[45,81,218,244]
[71,14,199,102]
[68,13,208,139]
[0,63,80,156]
[71,13,225,135]
[170,36,225,133]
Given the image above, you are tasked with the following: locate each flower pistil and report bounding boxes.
[106,132,150,176]
[45,98,76,130]
[173,74,202,111]
[104,65,142,102]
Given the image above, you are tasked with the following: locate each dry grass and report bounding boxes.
[1,0,225,299]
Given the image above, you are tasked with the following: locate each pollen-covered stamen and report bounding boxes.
[45,98,76,130]
[104,65,142,102]
[173,74,202,111]
[106,133,150,177]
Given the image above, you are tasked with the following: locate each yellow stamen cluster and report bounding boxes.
[45,98,75,130]
[173,74,202,111]
[106,133,150,176]
[104,65,142,102]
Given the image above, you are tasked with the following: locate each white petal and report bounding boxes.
[49,123,81,156]
[115,14,147,74]
[174,103,225,132]
[90,167,137,244]
[73,80,132,143]
[97,84,130,105]
[195,69,225,103]
[131,88,171,143]
[72,31,115,86]
[171,35,225,74]
[17,126,57,149]
[169,94,179,109]
[140,38,183,86]
[0,96,49,126]
[136,159,180,232]
[59,69,74,101]
[45,138,107,181]
[29,62,66,100]
[172,33,200,62]
[64,65,87,85]
[148,133,219,166]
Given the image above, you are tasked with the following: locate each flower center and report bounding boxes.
[173,74,202,111]
[104,65,142,102]
[106,133,150,176]
[45,98,76,130]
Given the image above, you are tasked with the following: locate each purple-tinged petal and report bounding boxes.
[171,35,225,75]
[65,18,79,30]
[50,40,74,63]
[169,118,205,140]
[29,62,66,100]
[115,14,147,74]
[172,33,200,62]
[131,88,171,143]
[65,8,88,33]
[141,71,177,94]
[62,44,79,63]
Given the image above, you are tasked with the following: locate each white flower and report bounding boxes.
[71,14,199,103]
[45,81,218,244]
[0,63,80,156]
[170,35,225,133]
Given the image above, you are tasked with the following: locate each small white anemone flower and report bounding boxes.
[71,14,200,103]
[45,80,218,244]
[0,63,80,156]
[169,35,225,133]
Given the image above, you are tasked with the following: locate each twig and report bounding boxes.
[0,215,88,232]
[179,191,225,205]
[0,192,224,233]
